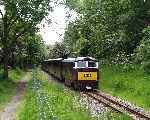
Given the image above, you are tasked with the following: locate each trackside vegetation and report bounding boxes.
[17,69,96,120]
[100,65,150,110]
[17,69,131,120]
[0,68,25,110]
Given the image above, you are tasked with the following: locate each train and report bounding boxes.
[42,57,99,90]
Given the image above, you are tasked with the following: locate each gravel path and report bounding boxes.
[0,74,29,120]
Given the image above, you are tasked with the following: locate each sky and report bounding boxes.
[0,5,4,14]
[39,4,77,45]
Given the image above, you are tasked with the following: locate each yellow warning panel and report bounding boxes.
[78,72,97,80]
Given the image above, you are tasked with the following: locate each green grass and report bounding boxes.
[99,65,150,110]
[17,69,131,120]
[0,68,26,110]
[17,69,96,120]
[9,68,25,82]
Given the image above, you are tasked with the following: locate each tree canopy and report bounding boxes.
[0,0,52,78]
[63,0,150,73]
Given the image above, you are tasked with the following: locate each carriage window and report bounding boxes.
[88,61,96,67]
[77,61,86,67]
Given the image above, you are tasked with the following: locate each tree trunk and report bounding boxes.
[3,48,9,79]
[3,60,8,79]
[2,11,9,79]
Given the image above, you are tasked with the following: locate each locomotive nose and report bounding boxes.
[84,73,91,77]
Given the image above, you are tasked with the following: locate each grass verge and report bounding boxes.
[17,69,96,120]
[0,68,26,110]
[17,69,131,120]
[99,65,150,110]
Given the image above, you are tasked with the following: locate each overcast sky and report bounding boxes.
[39,4,77,45]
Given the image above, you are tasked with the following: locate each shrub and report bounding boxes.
[136,26,150,74]
[109,52,136,72]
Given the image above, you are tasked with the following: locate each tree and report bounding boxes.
[9,33,48,68]
[64,0,150,60]
[26,34,48,65]
[49,42,70,59]
[136,26,150,74]
[0,0,51,78]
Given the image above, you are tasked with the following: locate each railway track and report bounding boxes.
[82,90,150,120]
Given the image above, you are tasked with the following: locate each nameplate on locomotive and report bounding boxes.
[78,72,97,80]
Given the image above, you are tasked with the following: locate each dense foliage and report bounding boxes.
[49,42,70,59]
[63,0,150,74]
[136,26,150,74]
[0,0,51,78]
[25,34,48,65]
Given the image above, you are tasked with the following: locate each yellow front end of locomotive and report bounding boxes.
[78,72,97,80]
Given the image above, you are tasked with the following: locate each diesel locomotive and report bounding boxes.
[42,57,99,90]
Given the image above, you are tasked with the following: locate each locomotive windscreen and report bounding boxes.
[74,61,98,68]
[88,61,96,67]
[77,61,86,67]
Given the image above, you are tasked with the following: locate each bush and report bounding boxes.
[143,62,150,74]
[136,26,150,74]
[109,52,136,72]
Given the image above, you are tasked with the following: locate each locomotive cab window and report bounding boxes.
[77,61,86,68]
[88,61,96,67]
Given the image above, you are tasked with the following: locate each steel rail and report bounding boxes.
[83,90,150,120]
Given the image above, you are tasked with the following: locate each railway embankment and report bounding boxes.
[100,65,150,111]
[79,92,131,120]
[82,90,150,120]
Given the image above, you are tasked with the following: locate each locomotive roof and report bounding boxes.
[62,57,96,63]
[76,57,96,61]
[62,58,76,62]
[44,57,97,63]
[44,58,63,62]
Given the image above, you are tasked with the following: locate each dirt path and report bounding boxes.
[0,74,30,120]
